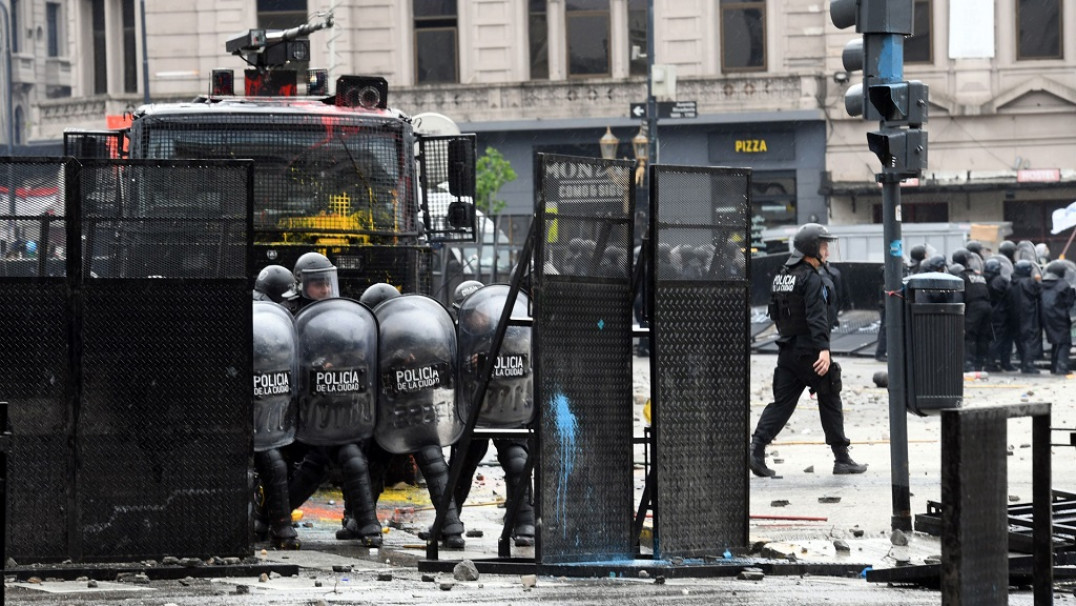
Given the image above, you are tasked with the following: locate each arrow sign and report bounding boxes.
[628,100,698,119]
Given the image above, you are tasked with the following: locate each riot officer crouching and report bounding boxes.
[750,223,866,477]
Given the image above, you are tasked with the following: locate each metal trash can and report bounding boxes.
[904,272,964,415]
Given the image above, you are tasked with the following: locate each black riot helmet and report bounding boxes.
[1045,260,1068,280]
[290,252,339,300]
[786,223,837,266]
[909,245,927,262]
[1013,260,1035,278]
[359,282,401,309]
[950,248,969,267]
[948,263,965,276]
[922,255,948,273]
[983,258,1002,278]
[965,240,984,257]
[452,280,484,310]
[998,240,1017,261]
[254,264,295,304]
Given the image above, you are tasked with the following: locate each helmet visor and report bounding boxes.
[301,266,340,300]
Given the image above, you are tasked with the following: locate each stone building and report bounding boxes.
[7,0,1076,251]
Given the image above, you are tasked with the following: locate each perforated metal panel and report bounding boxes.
[0,158,252,561]
[79,282,250,559]
[0,159,72,561]
[649,165,751,559]
[534,154,635,564]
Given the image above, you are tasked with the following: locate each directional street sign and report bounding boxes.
[628,100,698,119]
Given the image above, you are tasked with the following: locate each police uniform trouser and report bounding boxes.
[753,346,850,448]
[452,438,535,532]
[964,300,992,369]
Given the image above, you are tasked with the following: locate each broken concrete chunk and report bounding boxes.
[453,560,480,582]
[770,499,790,507]
[521,574,538,588]
[818,496,841,504]
[803,466,815,473]
[833,539,851,553]
[738,567,764,581]
[890,530,909,546]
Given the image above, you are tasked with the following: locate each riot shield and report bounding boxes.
[965,251,984,274]
[1015,240,1038,264]
[375,295,463,454]
[253,301,298,451]
[457,284,534,429]
[294,298,378,446]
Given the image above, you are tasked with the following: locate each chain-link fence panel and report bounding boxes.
[649,165,751,559]
[0,159,73,560]
[534,154,636,564]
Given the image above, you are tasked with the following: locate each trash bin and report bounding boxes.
[904,272,964,415]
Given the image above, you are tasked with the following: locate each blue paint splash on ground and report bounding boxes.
[550,390,578,540]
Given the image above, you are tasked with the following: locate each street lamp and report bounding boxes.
[599,126,619,160]
[632,125,649,186]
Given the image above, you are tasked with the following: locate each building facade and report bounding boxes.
[7,0,1076,252]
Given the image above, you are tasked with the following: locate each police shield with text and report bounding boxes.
[375,295,467,548]
[453,283,536,546]
[293,297,383,546]
[750,223,867,477]
[253,301,301,549]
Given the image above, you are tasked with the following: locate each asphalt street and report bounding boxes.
[5,352,1076,604]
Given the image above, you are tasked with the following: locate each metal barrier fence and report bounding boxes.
[648,165,751,559]
[0,158,252,561]
[533,154,636,564]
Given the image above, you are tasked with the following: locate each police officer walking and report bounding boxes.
[750,223,866,477]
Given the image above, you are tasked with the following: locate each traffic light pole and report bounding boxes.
[881,172,912,532]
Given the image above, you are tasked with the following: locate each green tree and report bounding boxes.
[475,146,517,216]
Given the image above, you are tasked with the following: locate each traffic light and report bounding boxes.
[831,0,929,178]
[867,128,928,176]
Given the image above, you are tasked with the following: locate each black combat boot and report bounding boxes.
[498,441,536,547]
[255,450,301,550]
[749,438,775,477]
[832,446,868,475]
[415,445,466,549]
[335,444,384,547]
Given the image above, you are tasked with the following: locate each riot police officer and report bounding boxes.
[253,265,296,304]
[252,302,301,549]
[984,258,1015,371]
[451,282,537,547]
[908,244,928,274]
[285,252,339,313]
[1040,261,1074,374]
[952,249,991,371]
[1008,260,1043,374]
[750,223,866,477]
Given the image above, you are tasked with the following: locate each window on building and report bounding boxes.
[628,0,648,76]
[721,0,766,71]
[123,0,137,93]
[10,0,19,53]
[566,0,610,77]
[529,0,548,80]
[92,0,106,95]
[47,2,63,57]
[1017,0,1061,60]
[14,107,23,145]
[904,0,932,63]
[257,0,307,30]
[414,0,458,84]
